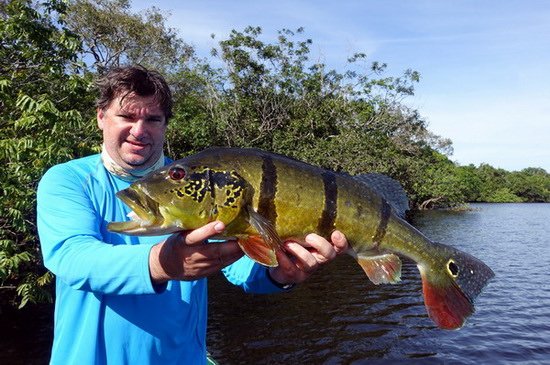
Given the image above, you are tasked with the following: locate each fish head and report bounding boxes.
[108,162,247,235]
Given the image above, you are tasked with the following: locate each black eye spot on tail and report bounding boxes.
[447,260,459,277]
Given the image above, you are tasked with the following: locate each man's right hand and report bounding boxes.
[148,221,244,284]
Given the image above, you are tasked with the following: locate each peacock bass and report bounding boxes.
[108,147,494,330]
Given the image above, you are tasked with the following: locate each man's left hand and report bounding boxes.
[268,230,348,286]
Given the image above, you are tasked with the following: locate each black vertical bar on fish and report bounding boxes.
[207,168,215,201]
[258,155,278,224]
[317,171,338,238]
[372,199,391,245]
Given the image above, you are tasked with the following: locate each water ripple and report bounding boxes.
[208,203,550,364]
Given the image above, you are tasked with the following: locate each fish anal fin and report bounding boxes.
[420,271,474,330]
[357,253,402,285]
[237,235,278,267]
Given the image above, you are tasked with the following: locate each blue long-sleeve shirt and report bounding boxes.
[37,154,283,365]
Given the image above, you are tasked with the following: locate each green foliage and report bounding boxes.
[64,0,194,73]
[507,168,550,202]
[484,188,523,203]
[470,164,549,203]
[412,152,465,209]
[0,0,97,308]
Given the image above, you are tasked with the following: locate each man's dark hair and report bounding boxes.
[95,65,173,121]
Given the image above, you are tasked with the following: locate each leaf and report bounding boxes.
[16,94,39,113]
[0,79,11,93]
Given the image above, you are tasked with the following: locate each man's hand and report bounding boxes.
[149,223,348,287]
[149,221,244,284]
[268,230,349,286]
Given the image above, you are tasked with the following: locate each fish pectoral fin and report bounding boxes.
[356,253,402,285]
[237,235,279,267]
[241,208,282,267]
[247,208,282,251]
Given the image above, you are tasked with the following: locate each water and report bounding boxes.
[2,204,549,364]
[207,203,550,364]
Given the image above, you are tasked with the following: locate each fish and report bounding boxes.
[108,147,494,330]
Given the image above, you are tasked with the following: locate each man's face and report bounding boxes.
[97,93,167,171]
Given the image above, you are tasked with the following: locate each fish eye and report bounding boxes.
[447,259,459,277]
[169,167,186,180]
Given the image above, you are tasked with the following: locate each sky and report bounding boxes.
[133,0,550,172]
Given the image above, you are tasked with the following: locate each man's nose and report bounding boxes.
[130,119,148,139]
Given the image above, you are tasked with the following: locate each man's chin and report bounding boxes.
[122,155,152,170]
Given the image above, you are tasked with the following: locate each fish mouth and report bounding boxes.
[107,186,164,235]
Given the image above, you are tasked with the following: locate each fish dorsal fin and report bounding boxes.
[356,253,402,285]
[354,173,409,219]
[238,208,282,267]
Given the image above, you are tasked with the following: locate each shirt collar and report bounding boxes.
[100,144,165,182]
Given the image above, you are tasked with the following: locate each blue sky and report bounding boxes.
[133,0,550,172]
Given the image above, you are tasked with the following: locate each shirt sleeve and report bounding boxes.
[37,164,159,295]
[222,256,291,294]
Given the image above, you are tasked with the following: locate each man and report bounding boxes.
[37,66,348,364]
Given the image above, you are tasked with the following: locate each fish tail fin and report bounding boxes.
[418,242,495,329]
[419,270,474,330]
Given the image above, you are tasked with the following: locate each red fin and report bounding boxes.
[238,235,278,267]
[356,253,402,285]
[421,271,474,330]
[247,209,282,250]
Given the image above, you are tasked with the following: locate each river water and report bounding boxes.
[207,203,550,364]
[2,204,549,364]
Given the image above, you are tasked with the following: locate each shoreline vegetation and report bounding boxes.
[1,0,549,309]
[422,201,547,214]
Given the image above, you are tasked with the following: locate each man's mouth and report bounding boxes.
[124,140,151,153]
[126,139,148,146]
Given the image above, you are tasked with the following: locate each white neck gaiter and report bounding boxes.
[100,144,165,182]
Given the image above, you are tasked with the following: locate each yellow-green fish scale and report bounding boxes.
[185,149,393,253]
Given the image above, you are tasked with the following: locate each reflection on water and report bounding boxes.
[209,258,428,364]
[208,203,550,364]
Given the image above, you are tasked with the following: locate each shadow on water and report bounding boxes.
[0,303,52,365]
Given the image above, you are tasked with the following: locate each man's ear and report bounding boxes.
[97,108,104,130]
